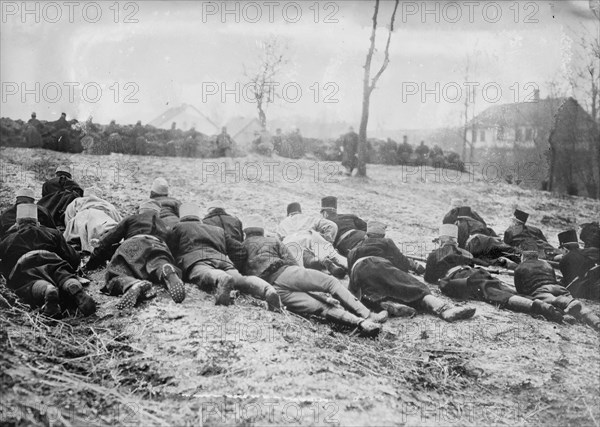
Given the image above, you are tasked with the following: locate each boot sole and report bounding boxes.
[117,285,143,310]
[162,265,186,303]
[442,307,476,322]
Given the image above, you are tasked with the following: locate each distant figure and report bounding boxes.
[415,140,429,162]
[272,128,283,154]
[216,126,234,157]
[171,122,177,130]
[53,113,71,151]
[341,127,359,176]
[25,112,43,147]
[28,112,41,129]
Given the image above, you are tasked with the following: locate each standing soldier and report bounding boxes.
[415,140,430,164]
[216,127,234,157]
[340,127,359,176]
[319,196,367,257]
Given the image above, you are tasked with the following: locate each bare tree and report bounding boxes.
[356,0,400,177]
[243,36,288,130]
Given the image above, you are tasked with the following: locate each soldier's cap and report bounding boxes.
[558,229,578,247]
[244,214,265,233]
[180,203,200,220]
[367,221,386,236]
[151,177,169,196]
[522,250,539,260]
[321,196,337,212]
[207,200,224,211]
[16,203,38,221]
[138,200,161,213]
[450,198,465,208]
[16,188,35,200]
[287,202,302,215]
[31,112,36,117]
[83,186,102,198]
[580,222,600,248]
[514,209,529,224]
[55,165,71,177]
[456,206,472,218]
[439,224,458,239]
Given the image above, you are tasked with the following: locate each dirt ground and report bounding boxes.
[1,146,599,427]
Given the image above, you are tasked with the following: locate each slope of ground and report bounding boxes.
[1,147,599,426]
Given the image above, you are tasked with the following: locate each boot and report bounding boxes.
[578,308,600,331]
[421,295,475,322]
[116,280,152,310]
[215,275,234,306]
[322,257,347,279]
[564,300,583,317]
[531,299,564,323]
[380,301,417,318]
[237,276,282,311]
[264,288,282,312]
[161,264,186,303]
[63,279,96,316]
[43,287,61,318]
[324,307,381,337]
[367,310,389,324]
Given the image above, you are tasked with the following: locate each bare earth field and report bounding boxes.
[1,146,599,427]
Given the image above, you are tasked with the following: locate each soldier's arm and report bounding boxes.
[278,240,300,266]
[55,231,81,269]
[86,217,128,268]
[315,218,338,243]
[354,216,367,231]
[225,234,247,271]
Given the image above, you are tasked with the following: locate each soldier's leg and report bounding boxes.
[505,295,564,323]
[226,269,282,311]
[58,277,96,316]
[188,262,234,306]
[31,280,61,317]
[420,294,476,322]
[147,255,185,304]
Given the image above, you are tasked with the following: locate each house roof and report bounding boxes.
[225,116,262,138]
[149,103,219,130]
[470,97,571,127]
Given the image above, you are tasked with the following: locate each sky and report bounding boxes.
[1,0,598,133]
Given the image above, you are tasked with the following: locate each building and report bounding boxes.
[149,103,219,135]
[224,116,263,150]
[466,91,599,198]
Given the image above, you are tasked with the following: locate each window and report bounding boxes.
[515,128,522,142]
[525,128,533,141]
[497,126,504,141]
[471,129,477,143]
[480,130,486,142]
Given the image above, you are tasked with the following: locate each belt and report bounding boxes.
[351,255,377,272]
[336,229,356,246]
[128,234,161,243]
[446,265,472,278]
[9,249,57,281]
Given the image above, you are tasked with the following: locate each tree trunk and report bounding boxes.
[357,91,371,176]
[257,102,267,131]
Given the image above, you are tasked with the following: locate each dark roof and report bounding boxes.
[470,97,570,127]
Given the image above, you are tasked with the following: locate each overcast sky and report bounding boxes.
[1,1,598,131]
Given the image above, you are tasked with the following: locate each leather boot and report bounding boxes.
[62,279,96,316]
[235,276,282,311]
[368,310,389,324]
[421,295,475,322]
[215,275,234,306]
[380,301,417,318]
[116,280,152,310]
[579,308,600,331]
[32,281,61,318]
[160,264,186,303]
[323,307,381,337]
[531,300,564,323]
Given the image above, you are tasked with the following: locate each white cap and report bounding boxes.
[244,214,265,230]
[207,200,224,211]
[180,203,200,219]
[16,203,38,220]
[151,178,169,196]
[16,188,35,199]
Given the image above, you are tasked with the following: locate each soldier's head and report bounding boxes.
[138,200,161,214]
[521,250,539,262]
[244,214,265,237]
[366,221,386,238]
[287,202,302,216]
[180,203,201,221]
[348,126,354,133]
[558,229,579,251]
[450,198,465,209]
[16,203,38,227]
[580,222,600,249]
[31,112,36,119]
[60,112,66,118]
[320,196,337,219]
[151,177,169,196]
[221,126,227,134]
[439,224,458,246]
[55,165,72,179]
[207,200,224,214]
[15,188,35,205]
[513,209,529,225]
